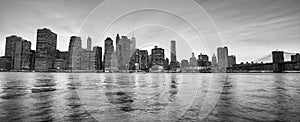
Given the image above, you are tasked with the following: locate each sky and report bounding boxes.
[0,0,299,63]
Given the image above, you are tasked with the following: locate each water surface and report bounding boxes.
[0,73,299,121]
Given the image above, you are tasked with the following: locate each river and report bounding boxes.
[0,72,299,122]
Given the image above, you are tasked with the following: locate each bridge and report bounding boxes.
[228,51,300,73]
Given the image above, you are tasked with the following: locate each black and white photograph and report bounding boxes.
[0,0,300,121]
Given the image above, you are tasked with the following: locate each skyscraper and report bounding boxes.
[104,37,114,71]
[212,54,218,68]
[115,34,122,69]
[82,38,96,71]
[93,46,103,71]
[139,50,148,71]
[217,47,229,68]
[68,36,82,70]
[151,46,165,67]
[170,40,177,70]
[5,35,31,70]
[35,28,57,70]
[87,37,92,51]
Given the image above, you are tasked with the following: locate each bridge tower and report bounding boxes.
[272,51,284,73]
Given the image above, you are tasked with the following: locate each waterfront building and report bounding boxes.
[35,28,57,70]
[217,46,229,68]
[197,53,209,67]
[93,46,103,71]
[0,57,10,70]
[116,35,131,70]
[212,54,218,68]
[129,49,139,70]
[115,34,122,70]
[5,35,31,70]
[170,40,177,70]
[291,53,300,62]
[29,50,35,70]
[190,53,197,67]
[54,50,68,70]
[81,37,97,71]
[103,37,114,71]
[181,59,189,68]
[151,46,165,67]
[68,36,82,70]
[139,50,148,71]
[228,55,237,67]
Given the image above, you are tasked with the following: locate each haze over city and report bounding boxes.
[1,0,300,63]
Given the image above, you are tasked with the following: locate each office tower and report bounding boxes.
[5,35,21,70]
[139,50,148,71]
[228,55,237,67]
[170,40,177,70]
[198,53,209,66]
[151,46,165,67]
[68,36,82,70]
[93,46,102,71]
[291,53,300,62]
[190,53,197,67]
[129,49,139,70]
[87,37,92,51]
[35,28,57,70]
[115,34,122,69]
[122,36,131,70]
[181,60,189,68]
[272,51,284,73]
[30,50,35,70]
[81,38,96,71]
[104,37,114,71]
[212,54,218,68]
[217,46,229,68]
[5,35,31,70]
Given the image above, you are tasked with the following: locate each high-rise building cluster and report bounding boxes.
[1,27,298,73]
[0,27,237,72]
[0,28,103,72]
[179,46,237,72]
[0,27,180,72]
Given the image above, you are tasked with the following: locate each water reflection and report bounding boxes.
[0,73,300,121]
[0,74,28,121]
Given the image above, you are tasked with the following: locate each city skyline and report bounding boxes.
[1,0,300,63]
